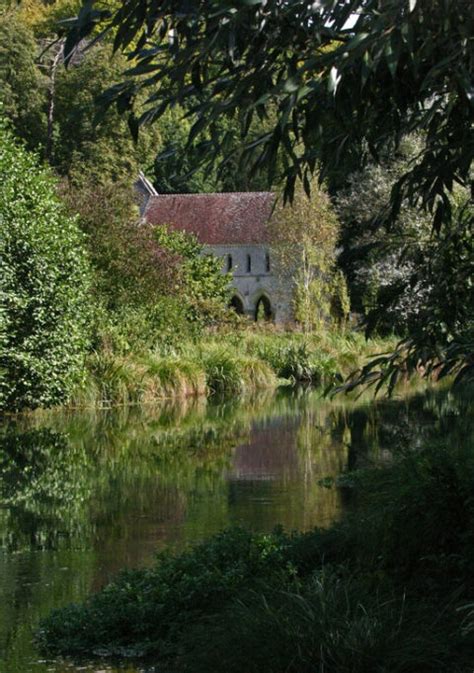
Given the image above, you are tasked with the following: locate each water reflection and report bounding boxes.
[0,385,472,673]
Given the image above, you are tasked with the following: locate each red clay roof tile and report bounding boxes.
[144,192,274,244]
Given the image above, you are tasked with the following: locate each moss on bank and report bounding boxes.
[71,330,393,407]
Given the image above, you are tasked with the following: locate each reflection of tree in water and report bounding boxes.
[295,401,350,528]
[1,385,471,673]
[340,386,474,466]
[0,386,470,556]
[292,385,473,519]
[0,427,94,550]
[0,396,276,556]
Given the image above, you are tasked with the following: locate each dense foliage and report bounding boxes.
[0,4,275,192]
[0,12,46,152]
[333,136,473,336]
[65,0,472,215]
[270,180,350,331]
[0,120,91,412]
[58,179,232,356]
[154,225,231,326]
[61,0,473,387]
[0,0,471,403]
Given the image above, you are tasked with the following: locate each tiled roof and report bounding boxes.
[143,192,274,244]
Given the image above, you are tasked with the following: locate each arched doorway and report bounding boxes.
[229,295,245,315]
[255,295,273,321]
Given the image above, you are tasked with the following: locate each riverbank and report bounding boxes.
[38,385,474,672]
[72,330,395,408]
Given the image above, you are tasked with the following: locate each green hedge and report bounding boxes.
[0,120,91,411]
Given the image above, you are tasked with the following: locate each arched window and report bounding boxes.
[227,254,233,272]
[255,295,273,321]
[265,252,271,273]
[246,254,252,273]
[229,295,244,315]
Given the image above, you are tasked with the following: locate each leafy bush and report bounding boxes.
[0,120,91,411]
[91,300,195,356]
[154,224,230,329]
[64,181,231,352]
[38,528,293,657]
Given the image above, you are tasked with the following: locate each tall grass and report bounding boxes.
[141,355,206,400]
[185,570,463,673]
[70,330,393,408]
[74,353,145,407]
[235,330,391,385]
[203,348,276,395]
[72,353,206,407]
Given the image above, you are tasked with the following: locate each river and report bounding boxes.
[0,385,470,673]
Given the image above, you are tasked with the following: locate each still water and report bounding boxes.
[0,386,470,673]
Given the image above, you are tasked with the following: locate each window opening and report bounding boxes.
[255,295,273,321]
[229,295,244,315]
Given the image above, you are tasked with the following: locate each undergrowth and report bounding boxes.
[71,329,391,407]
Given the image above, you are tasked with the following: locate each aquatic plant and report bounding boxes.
[67,331,394,409]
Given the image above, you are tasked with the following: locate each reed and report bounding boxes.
[70,330,393,408]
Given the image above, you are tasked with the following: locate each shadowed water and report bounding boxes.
[0,385,470,673]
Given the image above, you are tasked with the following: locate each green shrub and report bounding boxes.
[0,120,91,411]
[38,528,293,657]
[91,299,195,356]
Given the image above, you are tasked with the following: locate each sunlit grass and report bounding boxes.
[70,329,396,408]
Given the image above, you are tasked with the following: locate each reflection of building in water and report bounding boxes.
[231,419,300,481]
[227,415,347,531]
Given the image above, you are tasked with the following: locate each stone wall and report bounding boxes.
[204,243,294,323]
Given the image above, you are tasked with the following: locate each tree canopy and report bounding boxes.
[64,0,472,219]
[269,180,349,331]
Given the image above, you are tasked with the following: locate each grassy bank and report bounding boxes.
[72,330,394,407]
[38,387,474,671]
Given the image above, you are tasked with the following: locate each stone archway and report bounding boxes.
[255,294,273,321]
[229,295,245,315]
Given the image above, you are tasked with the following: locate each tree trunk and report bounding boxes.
[45,40,65,164]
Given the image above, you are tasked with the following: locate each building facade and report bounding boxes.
[136,176,294,323]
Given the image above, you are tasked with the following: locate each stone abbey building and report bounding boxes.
[137,175,294,323]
